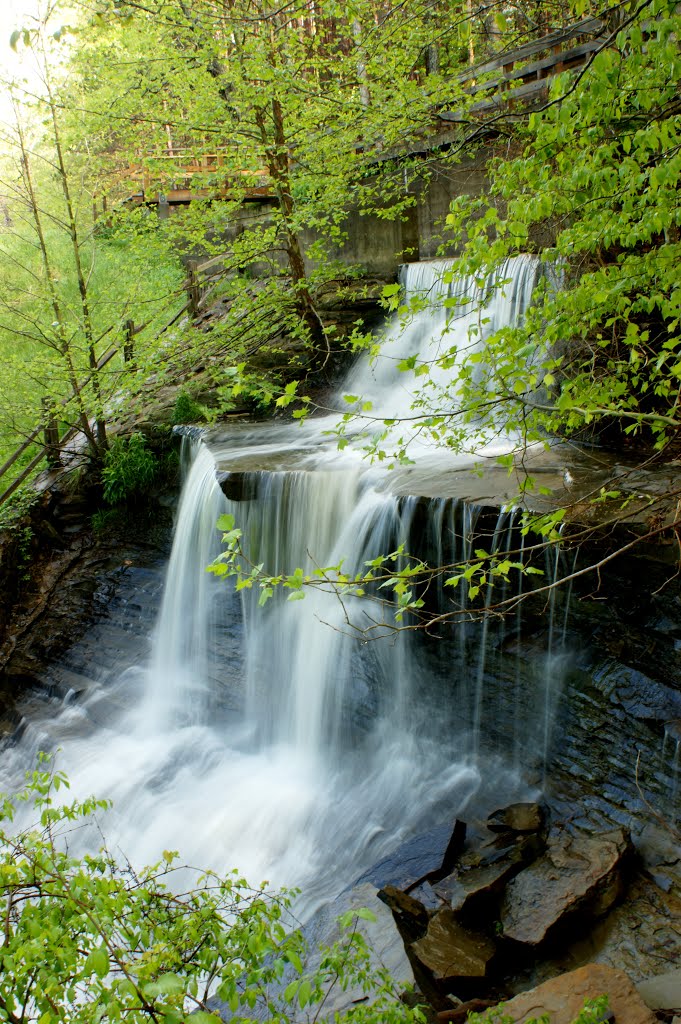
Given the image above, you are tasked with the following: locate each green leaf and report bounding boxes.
[143,974,185,997]
[353,907,377,922]
[298,979,312,1008]
[85,947,109,978]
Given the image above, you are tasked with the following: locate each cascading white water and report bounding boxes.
[0,255,547,915]
[344,254,539,426]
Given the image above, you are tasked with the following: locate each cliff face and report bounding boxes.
[0,462,177,724]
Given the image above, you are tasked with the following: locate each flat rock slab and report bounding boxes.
[356,821,459,890]
[410,907,496,982]
[637,968,681,1010]
[499,963,656,1024]
[501,829,631,946]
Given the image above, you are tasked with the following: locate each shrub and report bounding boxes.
[0,761,423,1024]
[0,485,39,533]
[172,391,208,425]
[101,432,157,505]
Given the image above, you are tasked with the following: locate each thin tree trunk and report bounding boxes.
[13,102,99,458]
[43,56,108,451]
[255,100,329,367]
[352,19,370,107]
[467,0,476,64]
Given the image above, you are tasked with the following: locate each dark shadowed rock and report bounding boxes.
[216,471,259,502]
[500,829,632,946]
[437,819,468,879]
[377,884,430,941]
[357,821,465,891]
[409,907,496,986]
[487,803,547,835]
[498,963,656,1024]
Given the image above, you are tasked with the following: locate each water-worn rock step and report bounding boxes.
[409,907,496,986]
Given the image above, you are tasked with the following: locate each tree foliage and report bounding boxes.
[0,761,422,1024]
[438,0,681,452]
[0,15,184,466]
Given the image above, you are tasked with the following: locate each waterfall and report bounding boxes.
[344,254,539,426]
[1,254,553,916]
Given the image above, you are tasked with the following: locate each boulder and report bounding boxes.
[637,968,681,1010]
[409,907,496,991]
[500,829,632,946]
[358,820,467,891]
[499,963,656,1024]
[378,884,430,941]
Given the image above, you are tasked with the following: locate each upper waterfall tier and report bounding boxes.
[205,254,628,512]
[342,254,540,423]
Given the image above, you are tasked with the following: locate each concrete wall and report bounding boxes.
[200,146,494,282]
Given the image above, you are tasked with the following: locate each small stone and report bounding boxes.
[637,968,681,1010]
[487,802,548,835]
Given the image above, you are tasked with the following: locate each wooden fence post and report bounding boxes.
[42,398,62,468]
[123,319,135,363]
[187,266,201,318]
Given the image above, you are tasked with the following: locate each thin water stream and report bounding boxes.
[0,258,559,916]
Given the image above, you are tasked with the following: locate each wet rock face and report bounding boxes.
[499,829,633,946]
[0,464,177,715]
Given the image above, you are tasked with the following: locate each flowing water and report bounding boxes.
[0,257,556,914]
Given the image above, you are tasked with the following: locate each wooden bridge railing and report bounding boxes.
[438,16,607,124]
[122,153,272,203]
[0,257,224,510]
[115,19,610,206]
